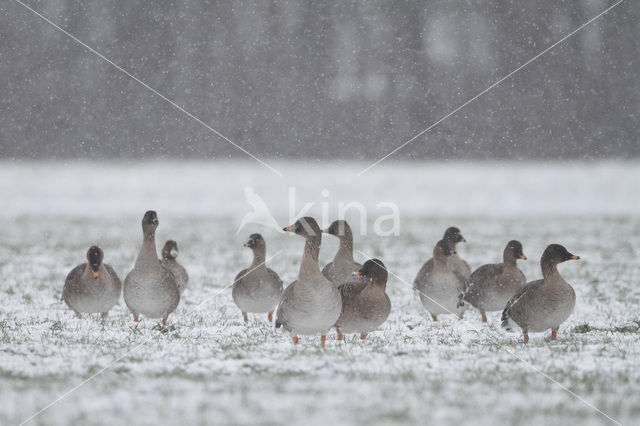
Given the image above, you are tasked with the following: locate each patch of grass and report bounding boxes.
[153,322,179,338]
[572,323,593,334]
[128,323,142,336]
[49,321,63,336]
[572,320,640,334]
[0,320,10,343]
[613,320,640,333]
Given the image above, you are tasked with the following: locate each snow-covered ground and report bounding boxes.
[1,160,639,425]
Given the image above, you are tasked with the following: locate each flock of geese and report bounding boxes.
[63,210,581,346]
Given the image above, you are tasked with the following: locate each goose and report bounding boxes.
[414,226,470,292]
[458,240,527,322]
[416,240,467,321]
[321,220,365,286]
[160,240,189,293]
[123,211,180,323]
[62,246,122,319]
[501,244,579,343]
[335,259,391,340]
[232,233,283,323]
[275,217,342,347]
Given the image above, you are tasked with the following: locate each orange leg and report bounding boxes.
[74,312,82,319]
[243,314,248,323]
[162,317,167,324]
[523,334,529,344]
[431,315,438,322]
[321,335,327,348]
[360,334,367,340]
[133,314,139,322]
[292,336,299,344]
[337,333,343,341]
[268,312,273,322]
[551,330,557,340]
[481,314,487,323]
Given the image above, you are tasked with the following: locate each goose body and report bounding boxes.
[232,233,283,322]
[123,211,180,322]
[417,240,467,320]
[276,217,342,345]
[414,226,470,291]
[459,240,527,321]
[62,246,121,318]
[502,244,579,342]
[160,240,189,293]
[335,259,391,339]
[322,220,364,286]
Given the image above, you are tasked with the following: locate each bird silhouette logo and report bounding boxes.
[236,187,283,234]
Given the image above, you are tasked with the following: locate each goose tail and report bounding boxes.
[501,307,515,331]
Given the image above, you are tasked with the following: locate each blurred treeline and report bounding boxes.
[0,0,638,160]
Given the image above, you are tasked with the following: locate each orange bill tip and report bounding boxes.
[92,271,99,277]
[519,254,527,259]
[352,271,362,276]
[571,255,580,260]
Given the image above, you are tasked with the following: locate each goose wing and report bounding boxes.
[338,281,369,299]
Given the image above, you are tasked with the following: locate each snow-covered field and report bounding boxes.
[1,160,639,426]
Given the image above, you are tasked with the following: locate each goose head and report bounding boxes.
[322,220,353,240]
[283,217,321,240]
[162,240,179,260]
[433,239,456,262]
[243,233,266,251]
[443,226,465,244]
[142,210,159,234]
[353,258,388,285]
[505,240,527,262]
[86,245,103,278]
[541,244,580,266]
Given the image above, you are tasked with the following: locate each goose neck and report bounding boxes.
[503,255,517,267]
[298,236,321,278]
[335,239,354,262]
[541,260,558,279]
[251,247,268,270]
[136,230,159,267]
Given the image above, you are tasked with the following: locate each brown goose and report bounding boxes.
[275,217,342,347]
[501,244,579,343]
[62,246,122,319]
[335,259,391,341]
[321,220,364,286]
[160,240,189,293]
[458,240,527,322]
[416,240,468,321]
[232,233,283,323]
[413,226,470,292]
[123,211,180,323]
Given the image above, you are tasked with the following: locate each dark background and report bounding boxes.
[1,0,638,160]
